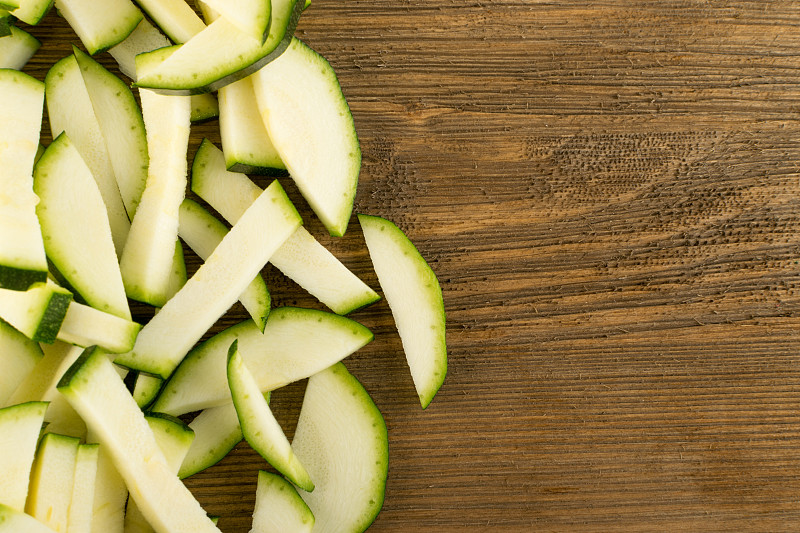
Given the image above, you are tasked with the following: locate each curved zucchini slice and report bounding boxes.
[54,0,141,54]
[0,26,41,69]
[9,0,52,25]
[0,69,47,291]
[251,38,360,237]
[228,340,313,491]
[135,0,303,94]
[252,471,314,533]
[0,401,48,512]
[34,133,130,320]
[359,214,447,408]
[151,307,372,416]
[178,400,243,479]
[178,198,270,331]
[133,0,205,44]
[292,363,388,533]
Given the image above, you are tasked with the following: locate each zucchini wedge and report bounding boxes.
[135,0,303,94]
[26,432,81,532]
[0,26,41,69]
[0,320,43,406]
[0,281,72,344]
[54,0,141,54]
[252,471,314,533]
[0,401,48,511]
[178,400,243,479]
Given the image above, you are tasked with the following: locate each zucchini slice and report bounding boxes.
[53,0,141,54]
[87,434,127,533]
[191,140,378,314]
[57,347,221,533]
[251,38,361,237]
[45,55,131,255]
[218,75,285,175]
[68,443,99,533]
[151,307,372,416]
[0,26,41,69]
[228,340,313,491]
[359,214,447,408]
[292,363,388,533]
[115,180,301,379]
[0,281,72,344]
[0,503,59,533]
[201,0,270,42]
[0,401,47,511]
[178,400,243,479]
[73,46,149,219]
[9,0,52,25]
[0,320,43,406]
[0,69,48,291]
[118,90,191,307]
[34,133,130,320]
[133,0,205,44]
[135,0,303,94]
[26,432,81,532]
[56,301,141,354]
[178,198,271,331]
[251,470,315,533]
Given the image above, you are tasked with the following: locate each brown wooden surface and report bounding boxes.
[23,1,800,531]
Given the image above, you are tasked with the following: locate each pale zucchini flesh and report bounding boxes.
[68,443,100,533]
[251,470,314,533]
[0,69,48,290]
[178,400,243,479]
[73,46,149,219]
[119,90,191,307]
[201,0,270,42]
[34,133,131,320]
[115,180,301,379]
[191,140,378,314]
[133,0,205,44]
[0,502,60,532]
[359,214,447,408]
[0,26,41,69]
[135,0,303,95]
[292,363,388,533]
[0,401,48,511]
[57,347,221,533]
[0,319,43,406]
[26,432,81,532]
[228,340,313,491]
[54,0,141,54]
[57,301,141,354]
[251,38,361,237]
[178,198,271,331]
[152,307,373,416]
[0,281,72,344]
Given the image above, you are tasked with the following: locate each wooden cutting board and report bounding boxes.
[23,0,800,530]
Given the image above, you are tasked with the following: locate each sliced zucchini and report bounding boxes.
[124,413,195,533]
[0,281,72,344]
[26,432,81,532]
[228,340,313,491]
[252,470,314,533]
[34,133,131,320]
[191,140,378,314]
[45,55,131,255]
[57,347,221,533]
[108,17,170,78]
[133,0,205,44]
[152,307,372,416]
[115,180,301,379]
[132,372,162,408]
[0,69,48,291]
[0,26,41,69]
[135,0,303,94]
[73,46,149,219]
[191,93,219,122]
[218,75,285,174]
[359,214,447,408]
[178,400,243,479]
[0,319,43,406]
[68,443,99,533]
[165,239,188,300]
[201,0,270,42]
[251,38,360,237]
[0,502,60,532]
[119,89,191,307]
[87,432,127,533]
[54,0,141,54]
[57,301,141,354]
[9,0,52,25]
[178,198,271,331]
[292,362,388,533]
[0,401,47,511]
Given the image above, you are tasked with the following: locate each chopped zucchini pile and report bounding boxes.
[0,0,447,531]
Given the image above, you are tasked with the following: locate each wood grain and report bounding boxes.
[22,0,800,531]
